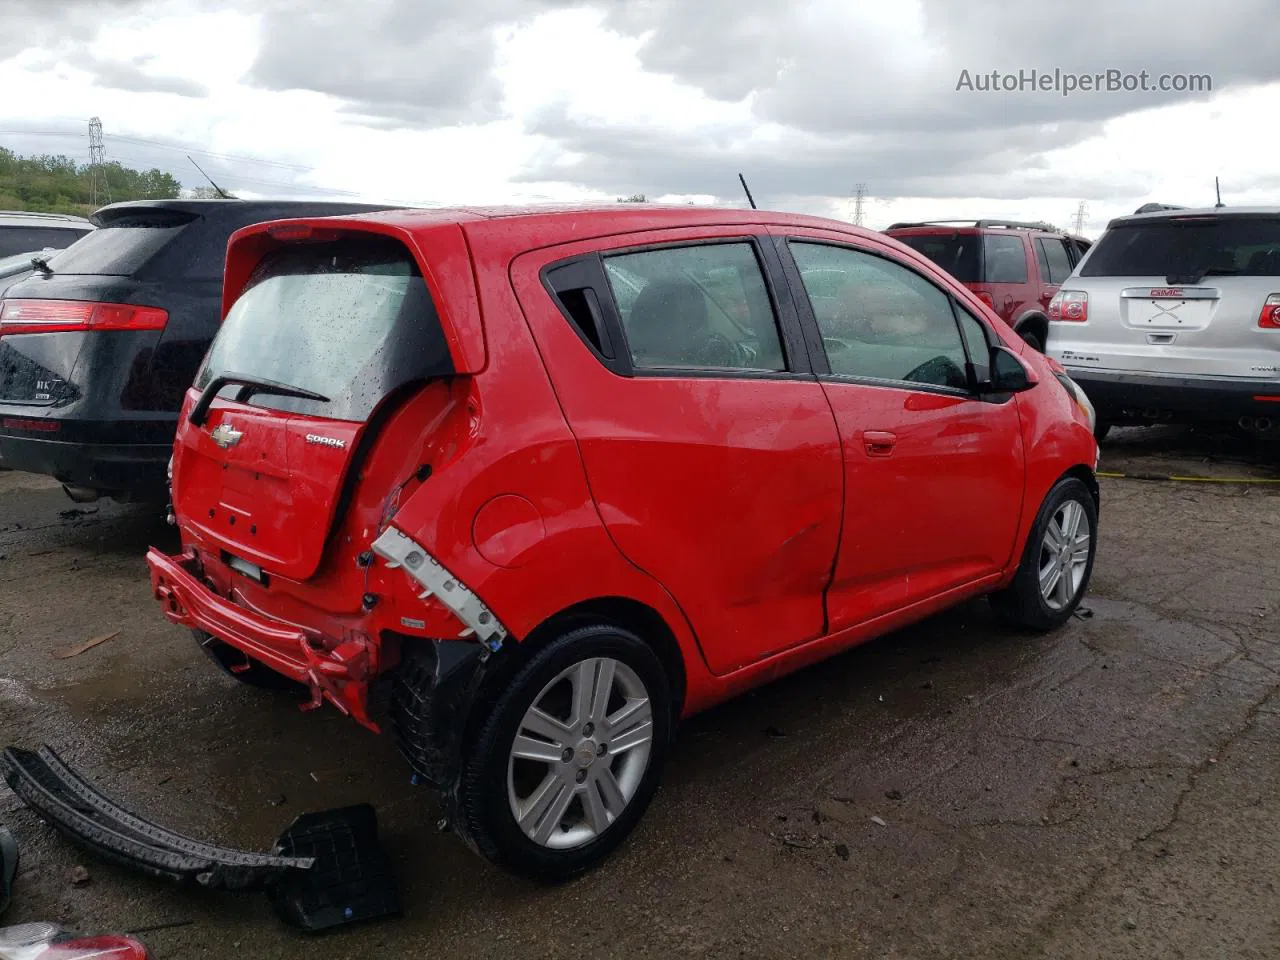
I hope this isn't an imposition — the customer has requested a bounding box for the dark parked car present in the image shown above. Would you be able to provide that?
[882,220,1092,352]
[0,199,391,500]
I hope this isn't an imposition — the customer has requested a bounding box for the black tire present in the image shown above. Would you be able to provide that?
[990,476,1097,632]
[451,624,672,882]
[1018,327,1046,353]
[1094,419,1112,443]
[193,629,304,692]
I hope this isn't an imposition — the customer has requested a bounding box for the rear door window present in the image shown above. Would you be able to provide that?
[892,234,982,283]
[983,234,1028,283]
[1037,238,1074,284]
[1080,216,1280,279]
[602,242,787,372]
[43,211,195,276]
[194,235,454,422]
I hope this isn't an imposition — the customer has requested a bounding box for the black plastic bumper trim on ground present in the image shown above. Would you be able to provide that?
[269,804,403,933]
[0,745,314,891]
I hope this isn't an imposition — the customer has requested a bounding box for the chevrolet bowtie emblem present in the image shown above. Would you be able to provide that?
[210,422,243,449]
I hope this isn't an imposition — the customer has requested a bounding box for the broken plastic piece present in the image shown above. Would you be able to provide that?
[268,805,401,933]
[371,526,508,651]
[0,827,15,917]
[1,746,401,935]
[0,746,313,890]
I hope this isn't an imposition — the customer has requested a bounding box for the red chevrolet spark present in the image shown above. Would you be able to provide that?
[147,206,1100,881]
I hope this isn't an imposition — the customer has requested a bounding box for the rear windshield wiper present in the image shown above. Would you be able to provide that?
[189,372,330,427]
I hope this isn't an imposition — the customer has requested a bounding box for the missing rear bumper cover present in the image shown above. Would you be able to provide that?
[371,526,508,652]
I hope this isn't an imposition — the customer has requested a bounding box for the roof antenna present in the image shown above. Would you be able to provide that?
[1214,176,1223,208]
[738,173,757,210]
[187,155,237,200]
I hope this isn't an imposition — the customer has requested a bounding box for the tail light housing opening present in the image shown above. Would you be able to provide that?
[1048,290,1088,322]
[0,300,168,337]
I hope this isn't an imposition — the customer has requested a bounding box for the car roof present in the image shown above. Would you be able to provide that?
[248,202,892,246]
[0,210,94,228]
[1106,205,1280,228]
[884,219,1061,234]
[90,197,394,225]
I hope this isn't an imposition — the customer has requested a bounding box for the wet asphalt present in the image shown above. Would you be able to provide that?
[0,428,1278,959]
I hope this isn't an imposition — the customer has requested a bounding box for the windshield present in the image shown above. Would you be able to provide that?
[1080,216,1280,280]
[194,234,453,422]
[891,233,982,283]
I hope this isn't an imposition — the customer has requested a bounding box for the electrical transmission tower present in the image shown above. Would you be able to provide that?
[88,117,111,207]
[1072,200,1088,234]
[851,183,867,226]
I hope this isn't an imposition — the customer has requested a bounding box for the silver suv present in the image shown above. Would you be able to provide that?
[0,210,94,257]
[1047,206,1280,439]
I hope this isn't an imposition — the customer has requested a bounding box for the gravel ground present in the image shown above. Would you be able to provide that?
[1,428,1278,959]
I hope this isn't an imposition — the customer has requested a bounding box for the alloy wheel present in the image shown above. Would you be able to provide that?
[506,657,654,849]
[1038,499,1092,610]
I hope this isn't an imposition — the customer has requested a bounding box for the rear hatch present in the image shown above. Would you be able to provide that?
[0,208,194,406]
[887,229,983,285]
[1054,212,1280,380]
[887,228,1028,316]
[172,232,455,582]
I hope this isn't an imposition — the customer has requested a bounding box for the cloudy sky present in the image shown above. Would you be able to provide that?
[1,0,1277,235]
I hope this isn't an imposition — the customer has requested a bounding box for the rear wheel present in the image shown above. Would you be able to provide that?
[192,630,303,692]
[1094,418,1113,442]
[991,477,1097,631]
[451,624,671,882]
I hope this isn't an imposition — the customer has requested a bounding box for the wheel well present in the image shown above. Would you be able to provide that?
[1062,464,1100,507]
[516,597,688,720]
[1014,313,1048,345]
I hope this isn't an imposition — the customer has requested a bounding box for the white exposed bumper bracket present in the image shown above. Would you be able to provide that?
[371,527,508,652]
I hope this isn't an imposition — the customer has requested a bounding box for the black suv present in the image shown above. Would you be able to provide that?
[0,199,391,500]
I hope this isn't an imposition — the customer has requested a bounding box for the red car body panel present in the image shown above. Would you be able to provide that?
[148,206,1098,731]
[508,226,844,675]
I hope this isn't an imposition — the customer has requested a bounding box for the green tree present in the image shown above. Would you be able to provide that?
[617,193,646,203]
[0,146,182,215]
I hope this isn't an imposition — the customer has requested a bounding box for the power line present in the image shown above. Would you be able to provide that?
[106,133,314,172]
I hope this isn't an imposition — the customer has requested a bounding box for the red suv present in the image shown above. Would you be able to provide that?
[883,220,1092,352]
[147,206,1100,881]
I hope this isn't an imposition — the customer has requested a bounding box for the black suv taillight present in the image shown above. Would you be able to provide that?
[0,300,168,337]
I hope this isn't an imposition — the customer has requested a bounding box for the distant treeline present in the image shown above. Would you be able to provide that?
[0,147,182,215]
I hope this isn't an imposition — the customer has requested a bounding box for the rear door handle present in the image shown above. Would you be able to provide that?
[862,430,898,457]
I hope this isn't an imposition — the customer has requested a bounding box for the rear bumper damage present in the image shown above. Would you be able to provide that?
[145,548,380,730]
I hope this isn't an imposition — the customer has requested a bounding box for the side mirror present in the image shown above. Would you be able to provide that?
[986,345,1033,393]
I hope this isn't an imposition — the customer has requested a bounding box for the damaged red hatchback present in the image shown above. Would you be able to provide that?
[147,206,1100,880]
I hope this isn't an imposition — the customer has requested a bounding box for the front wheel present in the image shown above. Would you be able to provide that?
[452,624,672,882]
[991,477,1097,631]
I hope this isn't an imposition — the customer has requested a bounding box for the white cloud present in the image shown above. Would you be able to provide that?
[0,0,1275,232]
